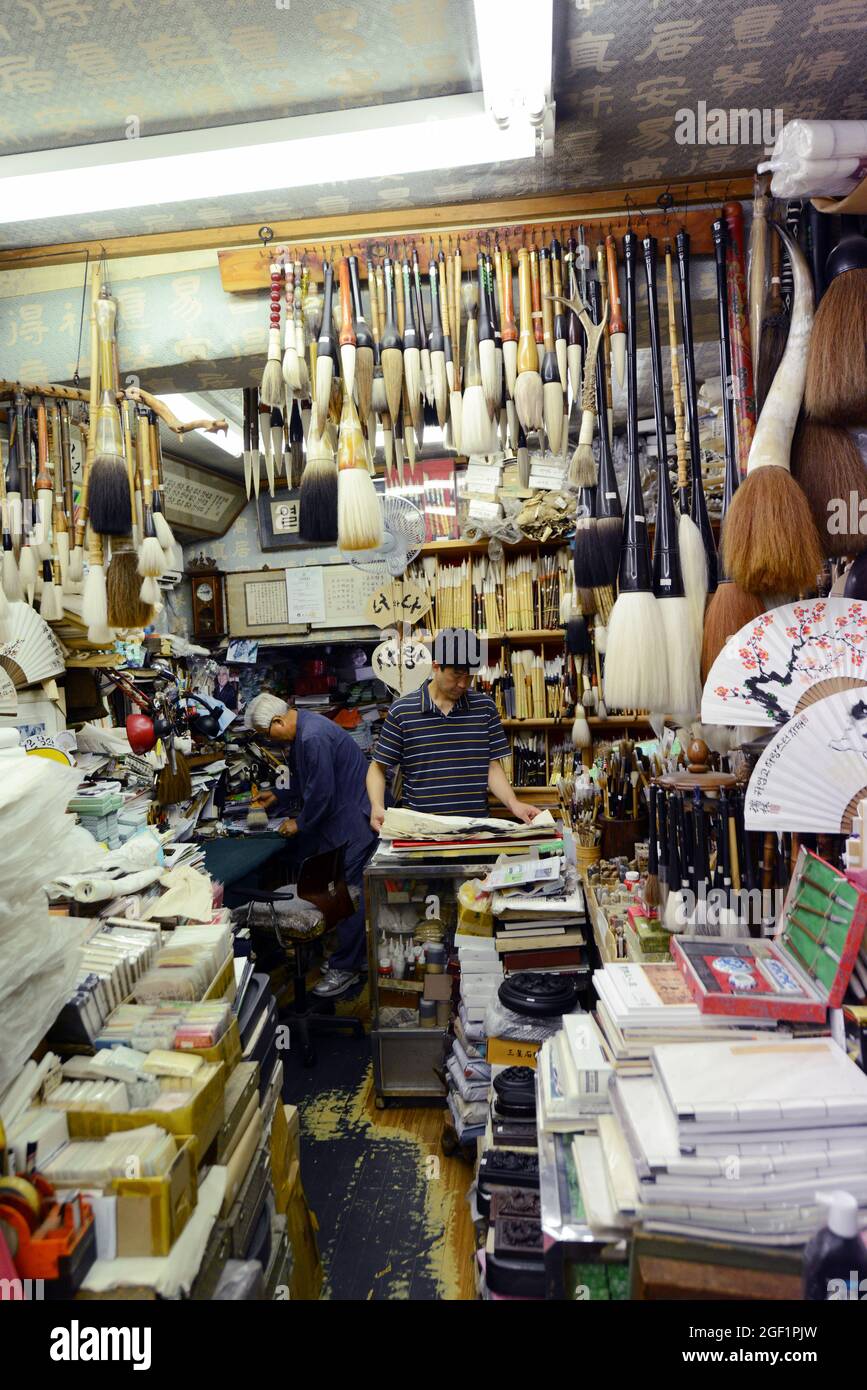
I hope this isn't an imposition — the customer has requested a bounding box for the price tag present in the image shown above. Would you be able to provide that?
[364,580,431,630]
[371,636,432,694]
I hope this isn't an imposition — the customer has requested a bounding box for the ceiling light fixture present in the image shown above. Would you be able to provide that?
[0,94,536,224]
[473,0,555,153]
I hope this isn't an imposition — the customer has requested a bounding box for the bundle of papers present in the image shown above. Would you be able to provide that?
[590,1038,867,1246]
[537,1015,612,1135]
[489,857,586,970]
[594,962,785,1075]
[376,809,563,864]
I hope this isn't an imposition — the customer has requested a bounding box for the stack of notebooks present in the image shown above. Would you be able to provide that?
[376,808,564,865]
[594,1037,867,1246]
[448,933,498,1140]
[487,857,586,975]
[593,961,794,1076]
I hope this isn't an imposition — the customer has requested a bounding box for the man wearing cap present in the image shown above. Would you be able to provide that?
[366,627,541,831]
[244,693,377,997]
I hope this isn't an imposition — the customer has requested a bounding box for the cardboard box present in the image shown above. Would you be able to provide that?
[113,1137,197,1257]
[270,1102,300,1197]
[282,1160,323,1301]
[423,975,453,1002]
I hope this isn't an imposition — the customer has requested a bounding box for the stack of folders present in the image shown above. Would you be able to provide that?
[583,1038,867,1247]
[449,933,499,1141]
[593,962,792,1076]
[376,808,564,865]
[486,857,586,976]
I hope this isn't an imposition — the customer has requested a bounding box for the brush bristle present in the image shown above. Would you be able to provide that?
[82,562,108,629]
[461,384,492,456]
[596,517,623,590]
[569,442,597,489]
[2,552,22,602]
[514,371,543,433]
[503,340,518,399]
[679,512,709,649]
[404,348,421,411]
[432,355,448,427]
[282,345,301,391]
[657,595,702,720]
[573,519,600,589]
[804,269,867,427]
[355,346,374,423]
[571,712,592,749]
[382,349,404,423]
[299,459,338,542]
[643,872,661,908]
[755,311,789,414]
[67,545,83,584]
[792,416,867,556]
[18,544,37,593]
[721,466,824,594]
[152,510,175,553]
[87,621,114,645]
[56,531,70,585]
[338,467,383,551]
[139,574,161,606]
[86,462,132,536]
[107,549,151,627]
[0,582,9,639]
[156,751,192,806]
[315,355,334,425]
[137,535,166,579]
[544,382,564,454]
[604,589,669,711]
[479,340,499,416]
[372,374,388,415]
[261,358,284,410]
[701,580,765,682]
[448,392,463,455]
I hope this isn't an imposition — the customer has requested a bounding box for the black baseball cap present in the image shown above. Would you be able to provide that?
[432,628,483,671]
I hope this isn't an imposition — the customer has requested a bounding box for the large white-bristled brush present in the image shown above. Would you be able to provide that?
[538,248,564,455]
[514,248,543,433]
[337,388,383,551]
[83,529,109,630]
[500,247,518,399]
[460,311,491,456]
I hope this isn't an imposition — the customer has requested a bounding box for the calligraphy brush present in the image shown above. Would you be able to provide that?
[88,293,131,535]
[369,258,388,418]
[345,254,372,424]
[701,221,764,680]
[288,400,304,489]
[448,244,463,451]
[499,246,518,401]
[460,304,491,456]
[665,242,707,651]
[604,230,667,713]
[756,205,795,412]
[656,789,670,905]
[488,250,505,418]
[261,260,284,407]
[471,250,496,419]
[337,255,357,400]
[722,221,823,595]
[676,229,717,594]
[566,280,606,487]
[6,398,23,557]
[549,237,567,392]
[644,783,661,906]
[337,386,382,551]
[380,253,404,425]
[748,174,771,398]
[565,237,582,411]
[147,412,175,551]
[299,403,338,542]
[315,256,335,426]
[593,280,623,590]
[18,403,37,603]
[49,405,68,581]
[538,248,564,454]
[792,415,867,556]
[428,246,447,426]
[281,261,300,391]
[400,250,421,420]
[270,406,284,480]
[604,234,626,389]
[34,398,53,560]
[136,407,165,587]
[259,400,274,495]
[663,792,687,930]
[514,248,543,433]
[241,387,253,498]
[413,246,433,407]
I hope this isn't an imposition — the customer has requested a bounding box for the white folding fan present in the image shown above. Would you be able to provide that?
[0,669,16,716]
[703,598,867,727]
[0,602,66,688]
[745,688,867,833]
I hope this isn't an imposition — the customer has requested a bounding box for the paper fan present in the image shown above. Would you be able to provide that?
[702,599,867,727]
[745,689,867,833]
[0,669,16,716]
[0,602,66,688]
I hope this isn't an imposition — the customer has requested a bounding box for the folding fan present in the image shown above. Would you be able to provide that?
[745,689,867,833]
[702,599,867,727]
[0,603,66,688]
[0,669,16,716]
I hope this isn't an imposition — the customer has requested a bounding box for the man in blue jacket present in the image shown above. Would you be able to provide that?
[246,693,377,997]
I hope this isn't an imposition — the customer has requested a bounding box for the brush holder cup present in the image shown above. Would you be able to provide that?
[601,814,648,862]
[575,842,602,874]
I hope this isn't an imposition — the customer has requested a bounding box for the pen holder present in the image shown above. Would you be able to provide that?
[601,815,647,863]
[575,842,602,874]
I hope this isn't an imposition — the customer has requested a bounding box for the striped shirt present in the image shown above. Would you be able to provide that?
[374,680,510,814]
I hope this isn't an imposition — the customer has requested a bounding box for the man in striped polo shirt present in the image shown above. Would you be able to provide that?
[366,628,541,829]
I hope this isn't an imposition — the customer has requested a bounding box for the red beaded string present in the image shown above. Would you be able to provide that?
[269,260,282,330]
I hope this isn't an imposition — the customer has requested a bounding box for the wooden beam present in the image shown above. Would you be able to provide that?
[0,174,754,272]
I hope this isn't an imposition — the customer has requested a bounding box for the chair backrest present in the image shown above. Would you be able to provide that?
[296,844,353,928]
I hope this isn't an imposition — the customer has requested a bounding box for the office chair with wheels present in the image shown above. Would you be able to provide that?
[242,843,364,1067]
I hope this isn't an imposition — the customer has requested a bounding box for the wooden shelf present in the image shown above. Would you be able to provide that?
[502,716,653,729]
[488,629,564,642]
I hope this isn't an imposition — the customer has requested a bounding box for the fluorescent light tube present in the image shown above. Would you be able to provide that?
[158,394,243,458]
[0,95,534,224]
[473,0,553,128]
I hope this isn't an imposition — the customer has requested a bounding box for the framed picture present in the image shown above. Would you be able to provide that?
[162,456,246,538]
[257,485,330,552]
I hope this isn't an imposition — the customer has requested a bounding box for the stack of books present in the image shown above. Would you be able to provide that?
[598,1037,867,1246]
[485,857,586,976]
[448,932,499,1141]
[376,808,564,866]
[593,961,788,1076]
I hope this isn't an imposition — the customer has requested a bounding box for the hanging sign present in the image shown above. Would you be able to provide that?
[364,581,431,630]
[371,635,432,695]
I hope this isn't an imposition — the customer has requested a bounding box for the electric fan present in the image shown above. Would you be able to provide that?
[340,494,425,577]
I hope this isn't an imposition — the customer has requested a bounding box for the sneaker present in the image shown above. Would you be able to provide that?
[312,968,360,998]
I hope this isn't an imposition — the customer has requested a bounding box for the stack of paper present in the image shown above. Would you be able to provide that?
[594,962,786,1075]
[598,1038,867,1245]
[375,809,564,865]
[537,1014,613,1135]
[486,856,586,975]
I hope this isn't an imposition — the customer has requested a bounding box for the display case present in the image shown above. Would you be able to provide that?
[365,858,495,1105]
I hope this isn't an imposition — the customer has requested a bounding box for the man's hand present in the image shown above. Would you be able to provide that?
[254,789,277,811]
[370,805,386,834]
[511,801,542,824]
[278,818,299,837]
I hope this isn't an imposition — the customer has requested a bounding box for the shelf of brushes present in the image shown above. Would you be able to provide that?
[502,717,653,729]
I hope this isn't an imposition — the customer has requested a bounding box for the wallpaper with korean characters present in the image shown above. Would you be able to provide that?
[1,0,865,249]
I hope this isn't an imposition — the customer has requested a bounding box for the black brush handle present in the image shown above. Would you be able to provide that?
[647,784,659,876]
[317,260,334,353]
[428,259,443,352]
[477,253,492,343]
[412,249,428,349]
[348,256,372,350]
[566,238,581,347]
[657,789,669,878]
[551,237,565,344]
[713,218,738,527]
[644,235,682,600]
[676,228,718,592]
[487,254,500,338]
[382,257,400,350]
[402,259,418,349]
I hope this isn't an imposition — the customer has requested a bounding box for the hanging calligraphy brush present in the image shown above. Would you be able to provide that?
[282,260,300,391]
[490,247,505,416]
[428,247,447,426]
[604,230,667,713]
[270,406,283,481]
[413,246,432,408]
[136,406,165,585]
[241,387,254,499]
[380,253,404,425]
[596,241,614,448]
[550,237,567,394]
[438,245,454,395]
[249,390,261,499]
[701,220,764,681]
[644,784,661,908]
[69,258,102,584]
[500,246,518,400]
[724,201,756,477]
[261,260,284,407]
[18,403,37,603]
[748,174,771,395]
[348,254,373,424]
[337,386,382,551]
[792,415,867,556]
[755,221,788,414]
[289,399,304,490]
[475,251,497,418]
[665,242,707,651]
[538,248,564,454]
[369,258,387,417]
[401,251,421,422]
[514,248,543,433]
[529,245,544,374]
[315,256,335,426]
[259,401,273,493]
[48,402,69,584]
[562,279,606,488]
[565,237,582,411]
[592,278,623,589]
[58,402,77,588]
[148,412,175,550]
[299,403,338,542]
[7,393,23,544]
[295,260,310,397]
[805,233,867,426]
[722,221,823,594]
[337,255,356,400]
[645,234,700,718]
[108,400,151,622]
[605,234,626,389]
[33,398,53,560]
[88,294,131,535]
[82,527,109,635]
[461,303,491,457]
[675,229,717,595]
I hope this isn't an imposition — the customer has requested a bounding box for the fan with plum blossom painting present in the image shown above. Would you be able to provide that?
[701,599,867,727]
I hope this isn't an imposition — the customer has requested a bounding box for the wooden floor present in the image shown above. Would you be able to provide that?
[282,979,477,1301]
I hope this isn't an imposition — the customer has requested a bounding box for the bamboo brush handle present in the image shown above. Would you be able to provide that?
[376,266,386,331]
[439,254,452,341]
[516,249,536,374]
[149,414,163,491]
[88,526,103,567]
[95,296,117,397]
[35,399,51,490]
[49,401,62,495]
[75,259,102,546]
[138,411,153,508]
[494,247,506,329]
[768,227,782,314]
[395,258,406,338]
[367,261,381,343]
[551,247,563,317]
[501,249,517,342]
[665,246,689,492]
[539,251,555,350]
[605,236,624,336]
[452,246,461,376]
[122,399,136,509]
[530,249,543,344]
[338,259,355,346]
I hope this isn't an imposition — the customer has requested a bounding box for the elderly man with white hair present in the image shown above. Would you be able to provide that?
[245,692,377,997]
